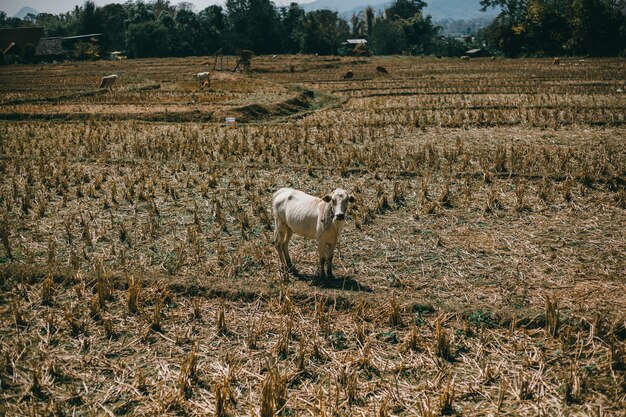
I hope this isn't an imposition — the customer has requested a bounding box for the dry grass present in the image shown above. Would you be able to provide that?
[0,55,624,416]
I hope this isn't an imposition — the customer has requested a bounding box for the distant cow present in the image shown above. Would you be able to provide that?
[195,71,210,87]
[343,70,354,79]
[272,188,355,279]
[461,56,470,61]
[553,57,560,65]
[99,74,118,89]
[376,66,389,74]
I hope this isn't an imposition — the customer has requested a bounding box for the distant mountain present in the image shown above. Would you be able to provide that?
[14,6,39,19]
[425,0,499,20]
[302,0,371,12]
[339,1,390,20]
[302,0,499,21]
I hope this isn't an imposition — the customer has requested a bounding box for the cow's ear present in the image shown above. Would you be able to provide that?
[348,195,356,203]
[322,194,332,202]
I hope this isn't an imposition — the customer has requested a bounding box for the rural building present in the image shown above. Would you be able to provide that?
[54,33,103,60]
[61,33,103,44]
[465,48,490,57]
[339,39,370,56]
[35,37,67,59]
[0,27,44,55]
[1,28,103,61]
[107,51,127,60]
[346,39,368,46]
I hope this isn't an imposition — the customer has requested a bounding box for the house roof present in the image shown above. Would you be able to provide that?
[346,39,368,44]
[62,33,103,40]
[0,27,44,52]
[35,37,67,56]
[466,49,482,54]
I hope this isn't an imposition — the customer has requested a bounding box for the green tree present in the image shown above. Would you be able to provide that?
[365,6,376,35]
[370,0,439,55]
[198,5,226,53]
[480,0,526,18]
[99,4,128,51]
[479,14,523,56]
[401,12,440,54]
[480,0,626,56]
[369,18,405,54]
[298,10,349,55]
[280,3,305,53]
[567,0,625,55]
[75,1,103,35]
[126,1,155,25]
[172,8,202,56]
[2,15,30,27]
[385,0,427,20]
[126,20,170,57]
[226,0,283,53]
[199,5,225,33]
[350,13,365,37]
[152,0,176,18]
[35,13,71,37]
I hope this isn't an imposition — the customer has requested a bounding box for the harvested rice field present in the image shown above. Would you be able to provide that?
[0,55,625,416]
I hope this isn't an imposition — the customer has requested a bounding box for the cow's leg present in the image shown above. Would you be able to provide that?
[326,243,336,279]
[274,219,287,269]
[317,241,327,279]
[282,228,295,273]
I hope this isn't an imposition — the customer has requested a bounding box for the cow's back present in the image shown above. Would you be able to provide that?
[273,188,320,240]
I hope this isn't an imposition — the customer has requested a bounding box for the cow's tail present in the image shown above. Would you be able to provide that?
[271,190,279,244]
[272,217,279,243]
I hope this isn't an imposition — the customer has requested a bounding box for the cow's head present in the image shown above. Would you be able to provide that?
[322,188,356,221]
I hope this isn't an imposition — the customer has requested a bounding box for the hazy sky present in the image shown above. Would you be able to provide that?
[1,0,313,17]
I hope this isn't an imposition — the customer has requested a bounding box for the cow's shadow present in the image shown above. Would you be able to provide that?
[292,271,373,292]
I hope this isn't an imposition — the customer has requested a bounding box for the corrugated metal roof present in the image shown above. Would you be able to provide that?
[62,33,103,40]
[347,39,368,44]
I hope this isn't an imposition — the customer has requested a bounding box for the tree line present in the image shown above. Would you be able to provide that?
[1,0,459,58]
[1,0,624,59]
[480,0,626,56]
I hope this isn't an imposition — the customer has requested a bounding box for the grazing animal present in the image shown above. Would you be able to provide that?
[461,56,470,61]
[99,74,118,89]
[195,71,210,87]
[343,70,354,79]
[272,188,355,279]
[553,57,560,65]
[376,66,389,74]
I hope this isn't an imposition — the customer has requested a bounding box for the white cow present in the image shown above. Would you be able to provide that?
[272,188,355,279]
[99,74,118,89]
[195,71,210,87]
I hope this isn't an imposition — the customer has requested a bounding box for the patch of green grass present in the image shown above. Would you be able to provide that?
[466,308,495,329]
